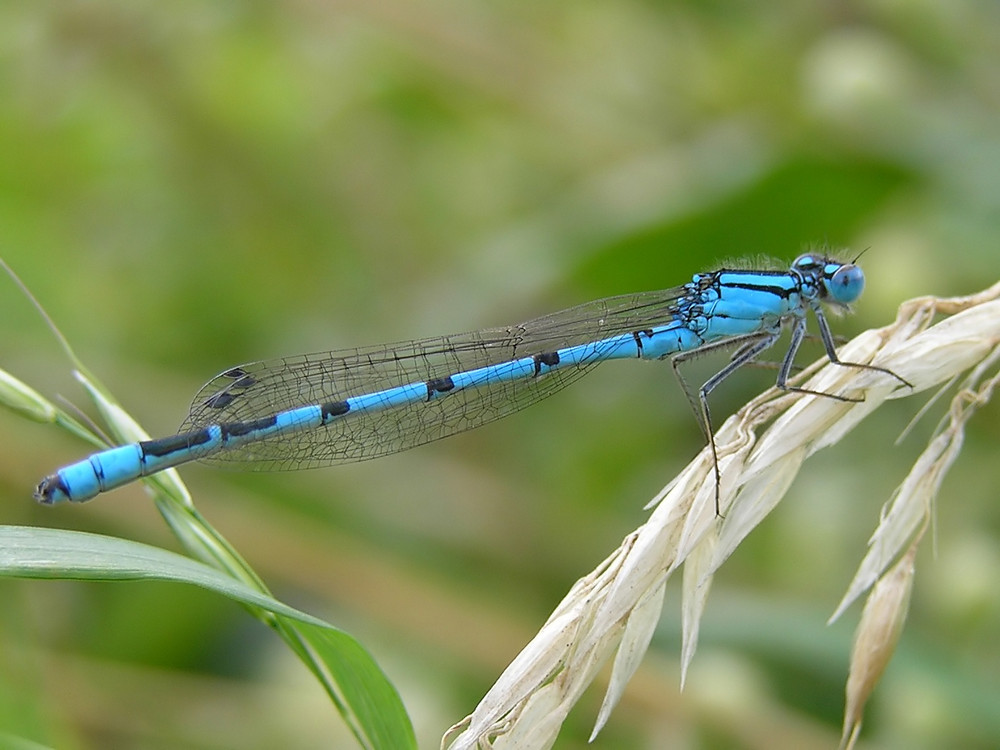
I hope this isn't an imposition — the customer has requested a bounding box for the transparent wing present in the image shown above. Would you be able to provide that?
[180,287,687,470]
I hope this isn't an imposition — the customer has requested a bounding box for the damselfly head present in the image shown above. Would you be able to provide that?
[792,253,865,307]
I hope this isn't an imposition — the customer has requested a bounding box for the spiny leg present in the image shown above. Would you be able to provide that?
[776,305,912,397]
[671,331,780,515]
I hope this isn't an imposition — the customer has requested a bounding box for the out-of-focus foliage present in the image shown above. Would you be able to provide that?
[1,2,998,748]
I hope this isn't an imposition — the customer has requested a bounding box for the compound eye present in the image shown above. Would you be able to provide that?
[828,264,865,305]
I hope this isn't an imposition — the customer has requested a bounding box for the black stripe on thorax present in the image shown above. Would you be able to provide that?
[718,279,795,299]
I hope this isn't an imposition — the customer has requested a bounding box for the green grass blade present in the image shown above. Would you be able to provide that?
[0,525,416,750]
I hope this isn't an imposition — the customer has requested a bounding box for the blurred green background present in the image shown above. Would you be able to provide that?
[1,1,999,748]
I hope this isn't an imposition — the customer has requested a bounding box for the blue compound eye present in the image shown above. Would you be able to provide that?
[828,263,865,305]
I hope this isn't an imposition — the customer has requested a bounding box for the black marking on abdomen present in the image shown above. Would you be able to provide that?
[222,415,278,438]
[322,400,350,419]
[38,475,69,502]
[533,351,560,375]
[143,428,214,458]
[632,329,655,357]
[426,376,455,400]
